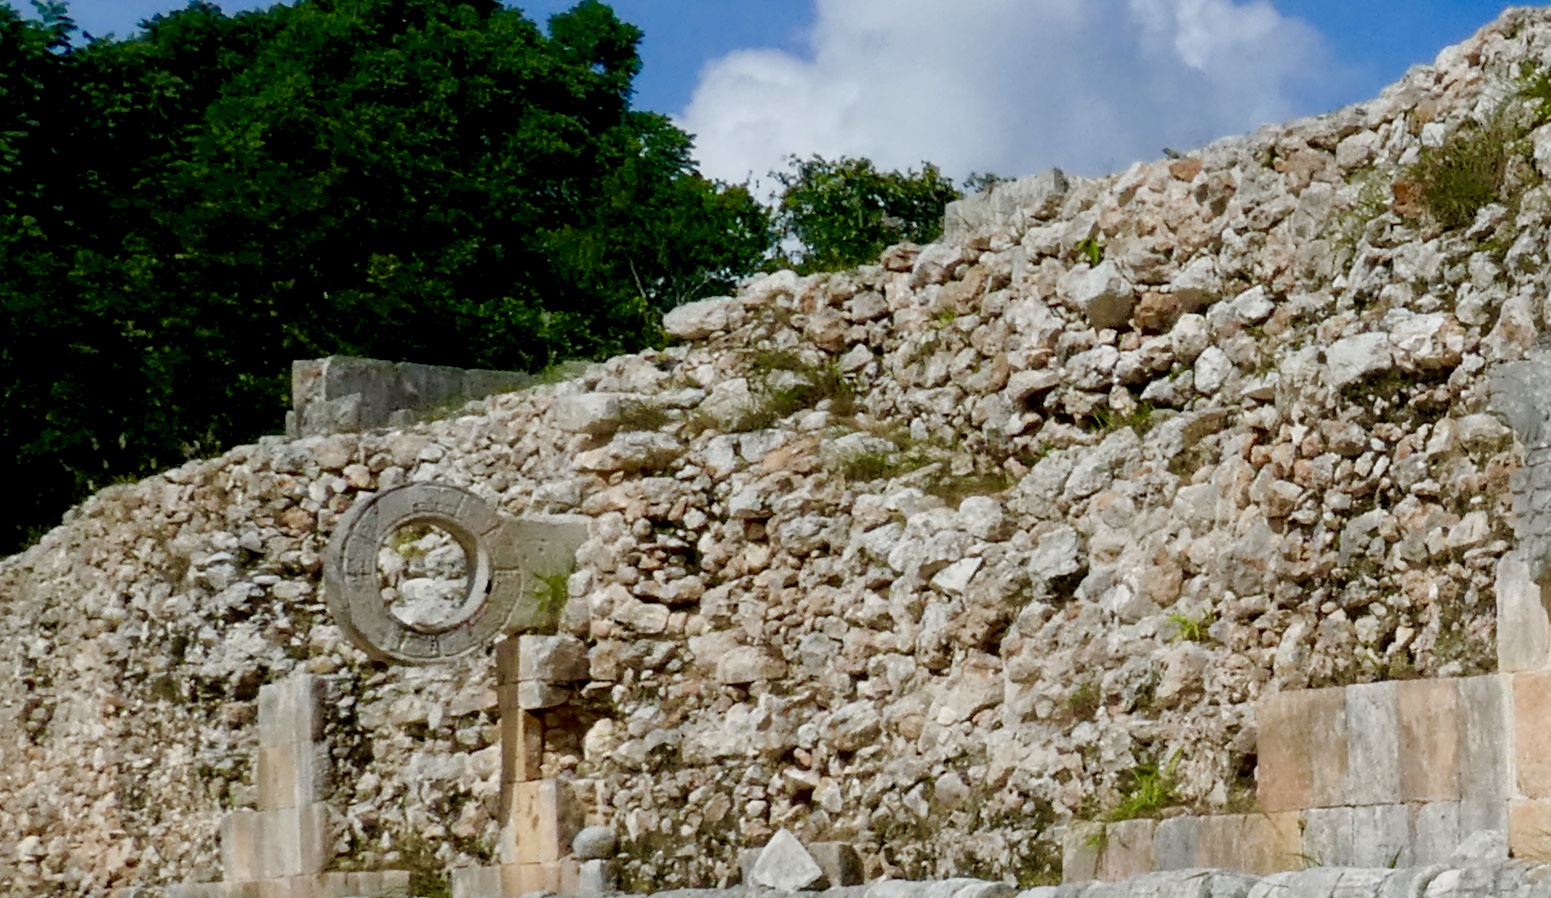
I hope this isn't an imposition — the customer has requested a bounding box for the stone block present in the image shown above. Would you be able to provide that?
[1195,812,1302,875]
[500,709,543,789]
[517,680,569,710]
[313,873,354,898]
[257,745,299,812]
[809,842,865,887]
[258,744,330,812]
[255,879,301,898]
[262,804,332,879]
[1348,804,1412,868]
[1411,801,1462,865]
[1346,681,1401,806]
[258,675,326,748]
[498,863,555,898]
[1517,671,1551,800]
[450,866,500,898]
[496,637,522,686]
[578,859,619,896]
[1061,822,1104,883]
[1497,553,1551,671]
[222,810,260,882]
[517,634,590,683]
[1510,799,1551,862]
[1257,687,1347,811]
[1096,819,1155,882]
[1460,674,1512,833]
[503,779,582,865]
[362,871,411,897]
[1152,816,1198,870]
[1397,679,1461,803]
[1301,806,1352,867]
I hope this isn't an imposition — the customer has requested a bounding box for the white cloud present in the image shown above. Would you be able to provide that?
[676,0,1331,186]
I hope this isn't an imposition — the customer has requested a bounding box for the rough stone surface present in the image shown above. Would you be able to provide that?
[7,10,1551,893]
[750,829,826,891]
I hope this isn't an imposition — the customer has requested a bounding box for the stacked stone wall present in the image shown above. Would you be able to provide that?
[11,8,1551,895]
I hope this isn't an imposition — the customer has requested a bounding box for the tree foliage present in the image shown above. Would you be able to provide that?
[0,0,771,552]
[772,154,960,274]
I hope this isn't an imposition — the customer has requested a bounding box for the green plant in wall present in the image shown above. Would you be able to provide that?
[1167,611,1216,643]
[1075,236,1105,266]
[1105,751,1182,822]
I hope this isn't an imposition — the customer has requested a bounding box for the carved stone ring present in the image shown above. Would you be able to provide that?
[323,483,585,664]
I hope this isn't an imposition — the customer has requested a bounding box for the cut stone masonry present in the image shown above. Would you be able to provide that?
[171,674,410,898]
[1062,350,1551,882]
[288,356,537,438]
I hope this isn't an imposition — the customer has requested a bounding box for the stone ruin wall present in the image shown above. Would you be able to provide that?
[11,8,1551,895]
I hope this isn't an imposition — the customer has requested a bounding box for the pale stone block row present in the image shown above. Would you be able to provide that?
[166,872,409,898]
[1257,675,1512,815]
[1066,801,1473,882]
[449,860,581,898]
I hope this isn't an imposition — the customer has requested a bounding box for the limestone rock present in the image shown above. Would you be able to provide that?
[750,828,826,892]
[663,296,743,339]
[1063,261,1136,329]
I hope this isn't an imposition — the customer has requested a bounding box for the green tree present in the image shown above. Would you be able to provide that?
[0,0,770,553]
[772,154,960,273]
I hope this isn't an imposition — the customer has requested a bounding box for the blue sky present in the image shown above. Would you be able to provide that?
[33,1,1530,181]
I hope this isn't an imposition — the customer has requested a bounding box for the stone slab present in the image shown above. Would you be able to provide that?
[258,676,326,748]
[1061,823,1104,883]
[1516,671,1551,800]
[1411,801,1462,865]
[222,810,260,882]
[1152,816,1198,871]
[1096,819,1154,882]
[1348,803,1412,868]
[1257,687,1347,812]
[257,744,330,812]
[1301,806,1353,868]
[451,866,501,898]
[1510,799,1551,862]
[496,636,522,686]
[500,708,543,788]
[261,803,332,879]
[1397,679,1462,803]
[1346,681,1401,806]
[1195,812,1301,875]
[1459,674,1512,833]
[502,778,582,865]
[1497,553,1551,672]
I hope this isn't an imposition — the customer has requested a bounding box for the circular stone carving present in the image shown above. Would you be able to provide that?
[324,483,528,664]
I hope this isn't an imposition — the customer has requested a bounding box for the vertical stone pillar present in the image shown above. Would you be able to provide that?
[1490,354,1551,671]
[480,635,584,897]
[221,674,334,883]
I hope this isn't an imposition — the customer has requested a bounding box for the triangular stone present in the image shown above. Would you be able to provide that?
[750,828,827,892]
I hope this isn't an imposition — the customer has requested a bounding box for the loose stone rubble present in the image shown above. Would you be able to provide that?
[9,7,1551,895]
